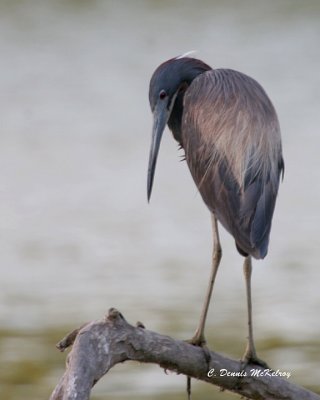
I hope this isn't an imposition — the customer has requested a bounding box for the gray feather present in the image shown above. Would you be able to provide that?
[180,68,284,259]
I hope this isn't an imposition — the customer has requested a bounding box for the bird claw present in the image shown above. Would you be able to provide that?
[185,333,212,400]
[240,352,270,370]
[184,335,206,348]
[184,334,211,366]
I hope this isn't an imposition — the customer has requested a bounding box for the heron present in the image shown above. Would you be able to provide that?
[147,55,284,366]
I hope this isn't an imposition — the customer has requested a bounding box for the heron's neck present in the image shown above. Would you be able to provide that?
[167,91,185,144]
[167,58,211,145]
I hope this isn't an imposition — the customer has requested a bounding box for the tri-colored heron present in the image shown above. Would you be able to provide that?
[147,55,284,366]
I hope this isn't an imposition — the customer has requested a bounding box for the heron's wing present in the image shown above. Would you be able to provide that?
[181,69,284,259]
[240,157,284,257]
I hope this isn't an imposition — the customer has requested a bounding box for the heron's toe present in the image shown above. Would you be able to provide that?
[241,352,270,370]
[185,334,206,348]
[185,334,211,367]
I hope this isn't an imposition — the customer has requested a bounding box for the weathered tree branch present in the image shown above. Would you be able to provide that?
[50,308,320,400]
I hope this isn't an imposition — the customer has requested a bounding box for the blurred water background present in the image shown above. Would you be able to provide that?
[0,0,319,399]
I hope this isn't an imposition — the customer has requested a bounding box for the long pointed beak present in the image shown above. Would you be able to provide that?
[147,101,170,201]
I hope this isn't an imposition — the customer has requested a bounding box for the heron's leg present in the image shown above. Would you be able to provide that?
[242,256,269,368]
[186,215,221,400]
[190,214,222,346]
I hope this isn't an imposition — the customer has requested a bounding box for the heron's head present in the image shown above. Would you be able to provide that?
[147,56,211,201]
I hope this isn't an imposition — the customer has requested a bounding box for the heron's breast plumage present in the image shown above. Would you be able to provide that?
[180,69,284,259]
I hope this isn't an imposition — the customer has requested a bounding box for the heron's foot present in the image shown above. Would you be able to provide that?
[241,349,270,370]
[185,331,211,400]
[185,330,207,347]
[185,330,211,367]
[231,352,270,393]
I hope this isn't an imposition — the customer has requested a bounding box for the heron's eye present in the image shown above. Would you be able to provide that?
[159,90,167,100]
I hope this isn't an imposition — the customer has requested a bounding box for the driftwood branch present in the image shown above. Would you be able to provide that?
[50,308,319,400]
